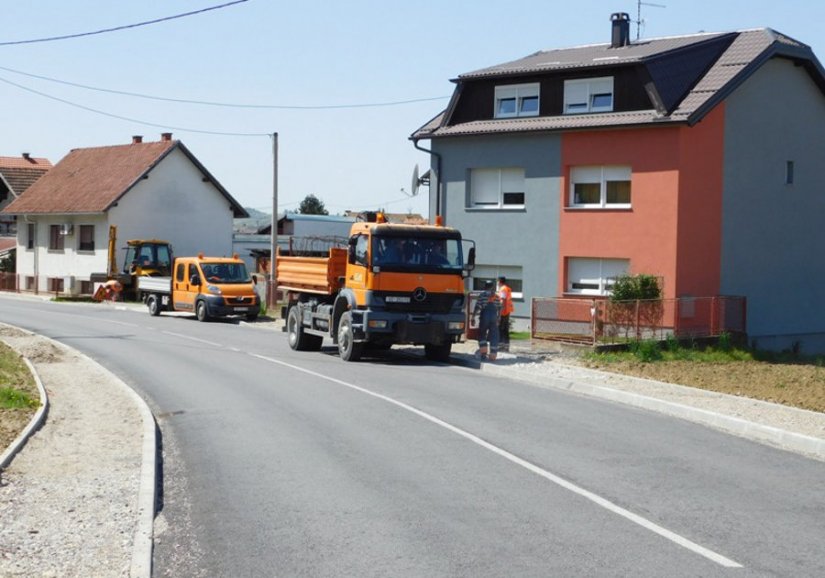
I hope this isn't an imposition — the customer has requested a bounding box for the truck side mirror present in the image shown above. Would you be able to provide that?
[190,274,201,286]
[467,247,476,269]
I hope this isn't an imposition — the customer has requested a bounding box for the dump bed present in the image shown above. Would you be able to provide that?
[276,248,347,295]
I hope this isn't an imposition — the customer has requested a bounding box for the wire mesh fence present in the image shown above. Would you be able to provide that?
[532,296,746,345]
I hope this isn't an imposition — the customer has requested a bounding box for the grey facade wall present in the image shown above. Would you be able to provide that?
[721,57,825,353]
[431,134,561,323]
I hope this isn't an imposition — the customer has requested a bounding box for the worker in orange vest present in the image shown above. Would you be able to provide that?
[497,276,514,352]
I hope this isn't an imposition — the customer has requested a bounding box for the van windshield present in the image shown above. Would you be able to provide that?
[200,262,251,284]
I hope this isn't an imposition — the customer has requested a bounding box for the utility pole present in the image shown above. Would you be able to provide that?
[270,132,278,307]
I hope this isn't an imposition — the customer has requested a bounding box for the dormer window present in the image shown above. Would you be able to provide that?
[564,77,614,114]
[494,84,539,118]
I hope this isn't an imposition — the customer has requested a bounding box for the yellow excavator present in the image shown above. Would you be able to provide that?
[92,225,173,300]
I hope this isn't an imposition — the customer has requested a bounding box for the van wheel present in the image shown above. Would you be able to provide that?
[147,295,161,316]
[196,300,209,322]
[287,306,322,351]
[425,343,452,362]
[337,311,363,361]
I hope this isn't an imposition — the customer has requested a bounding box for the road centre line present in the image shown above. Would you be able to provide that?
[161,331,223,348]
[249,352,743,569]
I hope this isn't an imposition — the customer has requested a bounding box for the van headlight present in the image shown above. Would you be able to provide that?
[207,285,222,295]
[368,319,388,328]
[448,321,465,331]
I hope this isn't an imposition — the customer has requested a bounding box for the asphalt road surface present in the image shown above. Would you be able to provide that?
[2,296,823,577]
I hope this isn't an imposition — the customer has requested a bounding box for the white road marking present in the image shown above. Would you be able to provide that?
[250,352,743,569]
[161,331,223,348]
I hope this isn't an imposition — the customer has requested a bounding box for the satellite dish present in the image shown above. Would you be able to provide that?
[411,164,420,197]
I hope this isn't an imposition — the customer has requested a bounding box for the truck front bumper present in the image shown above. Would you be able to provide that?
[203,294,260,318]
[356,310,465,345]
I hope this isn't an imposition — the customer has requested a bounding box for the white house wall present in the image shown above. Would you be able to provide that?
[15,214,108,292]
[108,147,235,268]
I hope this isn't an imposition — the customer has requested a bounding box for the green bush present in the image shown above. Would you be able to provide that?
[631,339,663,362]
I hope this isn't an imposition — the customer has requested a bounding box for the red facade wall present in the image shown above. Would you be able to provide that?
[558,106,725,299]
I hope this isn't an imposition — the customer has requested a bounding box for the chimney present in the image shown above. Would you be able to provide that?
[161,132,173,142]
[610,12,631,48]
[132,135,143,144]
[22,152,31,161]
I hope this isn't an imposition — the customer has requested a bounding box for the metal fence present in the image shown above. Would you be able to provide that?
[532,296,747,345]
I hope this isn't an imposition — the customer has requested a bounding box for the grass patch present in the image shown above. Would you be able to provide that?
[0,342,37,409]
[586,338,756,365]
[510,331,531,341]
[0,386,37,409]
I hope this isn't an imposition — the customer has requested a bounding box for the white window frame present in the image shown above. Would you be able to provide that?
[494,83,540,119]
[563,77,614,114]
[567,257,629,296]
[569,165,631,209]
[469,168,526,209]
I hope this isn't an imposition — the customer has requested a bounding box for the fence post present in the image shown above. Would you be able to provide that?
[635,299,641,340]
[710,296,718,336]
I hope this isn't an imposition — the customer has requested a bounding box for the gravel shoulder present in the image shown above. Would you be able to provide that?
[0,326,144,577]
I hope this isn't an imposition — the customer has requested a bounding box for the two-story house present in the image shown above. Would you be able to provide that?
[2,134,248,295]
[412,13,825,352]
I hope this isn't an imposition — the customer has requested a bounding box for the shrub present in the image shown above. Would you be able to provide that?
[631,339,663,362]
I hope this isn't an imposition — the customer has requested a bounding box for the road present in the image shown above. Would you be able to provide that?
[1,295,824,577]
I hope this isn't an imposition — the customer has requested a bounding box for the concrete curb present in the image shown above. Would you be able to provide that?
[0,354,49,471]
[448,353,825,462]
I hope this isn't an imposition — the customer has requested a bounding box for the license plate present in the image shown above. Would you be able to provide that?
[235,307,249,312]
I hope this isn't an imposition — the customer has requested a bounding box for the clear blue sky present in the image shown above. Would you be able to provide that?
[2,1,824,218]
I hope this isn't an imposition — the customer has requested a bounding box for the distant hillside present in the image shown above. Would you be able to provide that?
[234,208,272,234]
[244,207,270,219]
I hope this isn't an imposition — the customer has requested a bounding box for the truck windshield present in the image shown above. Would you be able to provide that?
[372,236,463,273]
[200,262,251,284]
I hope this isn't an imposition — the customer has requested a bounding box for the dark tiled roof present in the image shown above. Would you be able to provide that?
[0,156,52,195]
[459,32,732,79]
[413,28,824,139]
[3,140,247,218]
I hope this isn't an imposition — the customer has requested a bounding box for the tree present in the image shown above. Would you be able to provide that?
[298,194,329,215]
[0,249,15,273]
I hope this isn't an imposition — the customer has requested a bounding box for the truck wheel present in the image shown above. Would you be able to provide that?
[287,306,322,351]
[425,343,452,362]
[147,295,161,316]
[196,300,210,322]
[337,311,363,361]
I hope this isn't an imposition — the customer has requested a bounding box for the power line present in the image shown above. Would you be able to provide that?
[0,64,449,110]
[0,75,269,137]
[0,1,249,46]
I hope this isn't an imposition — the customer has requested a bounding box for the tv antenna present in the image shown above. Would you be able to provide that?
[636,0,666,40]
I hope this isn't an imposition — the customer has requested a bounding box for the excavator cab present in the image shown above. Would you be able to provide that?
[123,240,173,278]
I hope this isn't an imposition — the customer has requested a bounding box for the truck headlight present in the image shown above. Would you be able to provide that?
[448,321,465,331]
[207,285,222,295]
[368,319,388,328]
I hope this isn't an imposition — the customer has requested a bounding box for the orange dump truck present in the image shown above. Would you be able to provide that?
[277,213,475,361]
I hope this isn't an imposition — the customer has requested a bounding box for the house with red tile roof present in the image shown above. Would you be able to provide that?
[0,154,52,235]
[412,14,825,352]
[2,133,248,295]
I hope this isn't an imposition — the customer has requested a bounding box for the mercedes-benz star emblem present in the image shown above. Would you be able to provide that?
[413,287,427,302]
